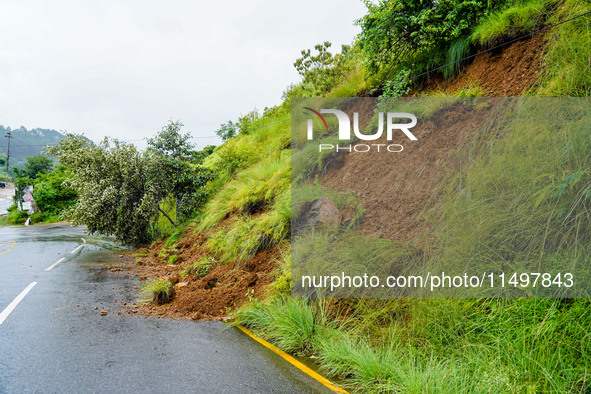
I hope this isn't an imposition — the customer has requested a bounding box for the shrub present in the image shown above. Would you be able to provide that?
[180,257,214,278]
[139,279,175,304]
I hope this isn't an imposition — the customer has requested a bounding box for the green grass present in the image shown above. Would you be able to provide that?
[328,66,370,97]
[163,221,189,248]
[536,0,591,96]
[180,257,214,278]
[471,0,556,47]
[434,99,591,269]
[207,209,289,263]
[139,279,174,304]
[197,1,591,392]
[238,296,591,392]
[442,36,471,79]
[199,151,290,231]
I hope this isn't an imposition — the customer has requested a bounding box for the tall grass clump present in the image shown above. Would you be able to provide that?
[435,99,591,270]
[442,36,471,78]
[207,209,289,263]
[139,279,175,304]
[472,0,556,47]
[235,297,330,354]
[536,0,591,96]
[199,150,290,230]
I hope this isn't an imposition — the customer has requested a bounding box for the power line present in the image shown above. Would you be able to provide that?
[238,8,591,134]
[393,9,591,88]
[2,134,221,148]
[4,8,589,150]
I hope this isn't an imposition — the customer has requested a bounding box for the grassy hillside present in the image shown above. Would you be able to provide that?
[142,0,591,391]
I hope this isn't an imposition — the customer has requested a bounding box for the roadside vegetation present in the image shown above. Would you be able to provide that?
[231,0,590,392]
[13,0,591,391]
[6,154,78,225]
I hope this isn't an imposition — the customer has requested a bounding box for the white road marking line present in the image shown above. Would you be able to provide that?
[81,238,86,244]
[0,282,37,325]
[45,257,65,271]
[71,245,83,254]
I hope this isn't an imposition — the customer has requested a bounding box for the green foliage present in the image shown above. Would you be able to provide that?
[236,297,331,354]
[328,67,371,97]
[7,204,28,225]
[472,0,554,47]
[200,151,290,230]
[147,121,217,221]
[207,209,289,263]
[536,0,591,96]
[238,295,591,392]
[376,69,411,112]
[139,279,174,304]
[293,41,353,95]
[163,222,189,248]
[381,69,411,98]
[436,99,591,266]
[180,257,214,278]
[356,0,504,76]
[14,154,53,179]
[47,123,214,244]
[147,120,192,159]
[32,169,77,217]
[48,134,167,244]
[442,36,471,78]
[270,249,291,296]
[215,120,239,141]
[456,83,485,97]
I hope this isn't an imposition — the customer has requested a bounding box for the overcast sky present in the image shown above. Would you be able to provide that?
[0,1,366,149]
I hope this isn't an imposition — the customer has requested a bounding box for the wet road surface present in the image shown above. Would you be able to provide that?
[0,224,329,393]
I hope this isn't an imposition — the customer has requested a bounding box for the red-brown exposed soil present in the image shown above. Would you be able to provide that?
[319,34,547,246]
[116,225,282,320]
[412,33,548,96]
[320,100,498,245]
[115,33,547,320]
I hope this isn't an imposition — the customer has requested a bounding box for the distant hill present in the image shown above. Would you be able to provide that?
[0,125,66,168]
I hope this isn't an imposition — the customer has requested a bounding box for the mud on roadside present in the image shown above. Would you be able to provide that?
[111,226,282,321]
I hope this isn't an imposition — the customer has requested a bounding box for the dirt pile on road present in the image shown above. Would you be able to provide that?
[121,224,281,320]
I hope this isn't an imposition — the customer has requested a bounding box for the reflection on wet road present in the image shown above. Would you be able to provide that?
[0,224,329,393]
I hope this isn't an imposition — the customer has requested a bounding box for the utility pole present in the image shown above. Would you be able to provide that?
[5,130,13,176]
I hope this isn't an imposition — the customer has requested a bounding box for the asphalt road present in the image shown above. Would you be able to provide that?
[0,199,11,216]
[0,224,330,393]
[0,183,15,216]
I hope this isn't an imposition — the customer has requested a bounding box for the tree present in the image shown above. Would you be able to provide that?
[147,121,216,221]
[215,120,239,141]
[48,134,170,244]
[147,120,192,159]
[32,168,77,216]
[293,41,351,95]
[14,154,53,179]
[48,128,216,244]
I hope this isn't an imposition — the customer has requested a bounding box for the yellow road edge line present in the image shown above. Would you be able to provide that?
[0,241,15,256]
[236,325,349,393]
